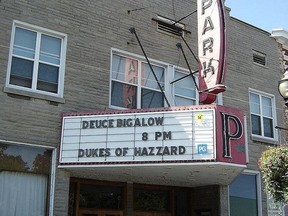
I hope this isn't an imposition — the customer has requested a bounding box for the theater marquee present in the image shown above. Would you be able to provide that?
[59,105,246,166]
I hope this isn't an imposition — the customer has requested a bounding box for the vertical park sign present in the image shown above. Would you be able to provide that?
[197,0,228,104]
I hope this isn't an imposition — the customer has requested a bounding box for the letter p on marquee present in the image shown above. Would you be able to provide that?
[221,112,243,158]
[216,106,247,165]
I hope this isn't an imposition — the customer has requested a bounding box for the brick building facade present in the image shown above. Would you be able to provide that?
[0,0,286,215]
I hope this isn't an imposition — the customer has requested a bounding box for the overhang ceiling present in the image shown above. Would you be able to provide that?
[61,162,246,187]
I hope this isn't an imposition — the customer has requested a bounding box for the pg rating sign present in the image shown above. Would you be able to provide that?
[60,108,215,164]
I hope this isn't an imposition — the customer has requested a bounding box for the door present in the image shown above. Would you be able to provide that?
[69,180,125,216]
[134,213,171,216]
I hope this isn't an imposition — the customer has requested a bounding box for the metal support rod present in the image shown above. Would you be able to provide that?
[129,27,171,107]
[275,126,288,131]
[180,35,199,64]
[172,9,197,26]
[170,70,198,85]
[127,7,147,14]
[176,43,199,91]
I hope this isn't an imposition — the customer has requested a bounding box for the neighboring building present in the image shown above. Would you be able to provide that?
[271,29,288,216]
[0,1,285,216]
[272,29,288,71]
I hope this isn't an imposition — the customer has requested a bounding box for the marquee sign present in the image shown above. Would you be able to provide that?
[59,105,246,166]
[197,0,228,104]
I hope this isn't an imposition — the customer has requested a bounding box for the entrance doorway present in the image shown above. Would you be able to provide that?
[134,213,171,216]
[133,185,189,216]
[69,179,125,216]
[133,185,172,216]
[78,209,123,216]
[69,179,190,216]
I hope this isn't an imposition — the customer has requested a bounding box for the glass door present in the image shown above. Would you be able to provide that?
[79,209,123,216]
[134,213,171,216]
[69,180,125,216]
[133,186,172,216]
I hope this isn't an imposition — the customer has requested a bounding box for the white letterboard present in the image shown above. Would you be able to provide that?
[60,109,215,164]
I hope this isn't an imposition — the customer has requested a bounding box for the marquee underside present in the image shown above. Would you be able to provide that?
[61,162,246,187]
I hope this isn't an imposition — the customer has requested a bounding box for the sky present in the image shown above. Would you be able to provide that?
[225,0,288,32]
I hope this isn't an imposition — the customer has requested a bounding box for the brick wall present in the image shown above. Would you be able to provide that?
[0,0,197,146]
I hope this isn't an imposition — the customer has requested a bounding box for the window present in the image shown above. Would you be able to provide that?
[229,172,262,216]
[110,50,198,109]
[134,188,170,212]
[111,53,165,109]
[173,70,197,105]
[79,184,122,209]
[0,171,48,216]
[0,143,53,216]
[6,21,67,99]
[253,50,266,66]
[68,180,125,216]
[249,89,276,140]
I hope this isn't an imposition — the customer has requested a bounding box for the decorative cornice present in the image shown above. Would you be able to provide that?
[271,29,288,46]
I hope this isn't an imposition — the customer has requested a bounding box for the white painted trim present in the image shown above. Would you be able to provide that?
[13,20,67,38]
[167,65,174,104]
[48,149,57,216]
[244,116,249,164]
[0,139,55,149]
[244,170,263,216]
[111,48,170,67]
[58,162,247,169]
[156,15,185,29]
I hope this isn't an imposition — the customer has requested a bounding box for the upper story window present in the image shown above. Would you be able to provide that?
[5,21,67,99]
[173,70,197,105]
[249,89,277,141]
[110,49,198,109]
[253,50,266,66]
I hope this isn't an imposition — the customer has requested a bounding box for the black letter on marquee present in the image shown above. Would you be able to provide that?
[78,149,84,157]
[155,131,162,140]
[221,112,243,158]
[163,131,172,140]
[82,121,89,129]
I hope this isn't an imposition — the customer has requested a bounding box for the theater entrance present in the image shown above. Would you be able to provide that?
[69,178,191,216]
[78,210,123,216]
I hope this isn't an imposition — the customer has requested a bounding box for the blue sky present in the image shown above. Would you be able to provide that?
[225,0,288,32]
